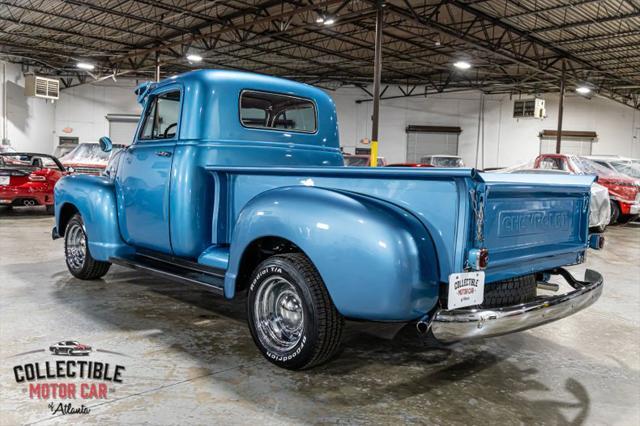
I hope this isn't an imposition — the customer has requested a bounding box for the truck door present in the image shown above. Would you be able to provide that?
[115,87,181,253]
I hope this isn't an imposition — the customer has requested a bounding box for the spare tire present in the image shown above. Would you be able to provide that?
[481,274,537,308]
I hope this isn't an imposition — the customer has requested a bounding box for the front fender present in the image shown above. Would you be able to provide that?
[54,175,132,261]
[225,186,440,321]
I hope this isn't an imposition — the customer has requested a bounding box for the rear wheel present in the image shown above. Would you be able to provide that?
[64,213,111,280]
[247,253,344,370]
[609,200,620,224]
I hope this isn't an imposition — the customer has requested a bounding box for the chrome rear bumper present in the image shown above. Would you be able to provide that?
[431,268,603,343]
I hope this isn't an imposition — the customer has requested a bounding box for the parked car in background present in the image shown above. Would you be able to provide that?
[0,152,67,214]
[507,169,611,232]
[586,156,640,179]
[52,144,78,159]
[419,155,465,167]
[343,154,387,167]
[59,142,125,175]
[534,154,640,224]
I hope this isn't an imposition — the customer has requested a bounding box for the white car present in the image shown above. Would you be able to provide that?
[586,156,640,179]
[419,155,464,167]
[49,340,92,356]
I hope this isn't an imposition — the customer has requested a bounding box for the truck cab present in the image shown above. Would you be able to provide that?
[53,70,604,370]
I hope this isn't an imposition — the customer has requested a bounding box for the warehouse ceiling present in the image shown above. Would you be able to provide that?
[1,0,639,108]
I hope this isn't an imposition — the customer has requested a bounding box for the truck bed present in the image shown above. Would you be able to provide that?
[202,166,594,284]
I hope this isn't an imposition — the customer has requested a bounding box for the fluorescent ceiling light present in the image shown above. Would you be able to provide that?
[316,17,325,23]
[576,86,591,95]
[453,60,471,70]
[186,54,203,62]
[76,62,95,70]
[324,18,335,25]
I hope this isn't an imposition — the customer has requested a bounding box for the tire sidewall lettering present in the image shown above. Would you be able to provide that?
[250,266,283,292]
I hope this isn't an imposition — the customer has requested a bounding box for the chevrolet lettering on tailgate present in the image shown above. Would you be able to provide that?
[499,209,572,237]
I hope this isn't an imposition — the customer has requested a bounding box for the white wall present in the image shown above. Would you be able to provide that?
[332,86,640,167]
[55,80,141,147]
[1,62,55,153]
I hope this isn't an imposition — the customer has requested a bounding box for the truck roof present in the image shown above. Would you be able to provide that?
[158,69,329,100]
[140,69,340,152]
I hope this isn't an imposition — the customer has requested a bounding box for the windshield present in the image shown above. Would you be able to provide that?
[422,156,464,167]
[570,157,622,177]
[60,144,111,165]
[609,161,640,178]
[0,153,64,171]
[434,157,464,167]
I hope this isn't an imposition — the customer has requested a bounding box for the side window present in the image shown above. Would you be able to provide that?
[240,90,317,133]
[139,90,181,140]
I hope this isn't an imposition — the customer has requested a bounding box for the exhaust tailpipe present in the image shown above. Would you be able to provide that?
[416,314,432,335]
[537,282,560,292]
[23,199,36,206]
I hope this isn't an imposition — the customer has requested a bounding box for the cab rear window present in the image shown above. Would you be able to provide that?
[240,90,316,133]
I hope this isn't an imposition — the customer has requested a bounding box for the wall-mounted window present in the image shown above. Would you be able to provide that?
[240,90,317,133]
[139,91,181,140]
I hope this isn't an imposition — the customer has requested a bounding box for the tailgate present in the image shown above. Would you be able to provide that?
[476,172,594,282]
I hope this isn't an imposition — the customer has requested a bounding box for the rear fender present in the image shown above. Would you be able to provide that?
[54,175,132,261]
[225,186,440,321]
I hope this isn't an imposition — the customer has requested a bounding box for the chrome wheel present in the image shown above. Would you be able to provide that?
[254,275,305,354]
[66,222,86,271]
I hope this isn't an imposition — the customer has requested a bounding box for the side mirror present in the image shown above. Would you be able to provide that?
[98,136,113,153]
[66,166,75,173]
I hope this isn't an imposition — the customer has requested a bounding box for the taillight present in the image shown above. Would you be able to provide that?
[467,248,489,270]
[28,174,46,182]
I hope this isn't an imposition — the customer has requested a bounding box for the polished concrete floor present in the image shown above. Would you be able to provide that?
[0,206,639,425]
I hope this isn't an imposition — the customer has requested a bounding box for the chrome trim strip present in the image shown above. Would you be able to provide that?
[431,269,603,342]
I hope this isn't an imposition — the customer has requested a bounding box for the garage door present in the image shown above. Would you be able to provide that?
[106,114,140,145]
[540,138,593,155]
[406,125,461,163]
[539,130,595,156]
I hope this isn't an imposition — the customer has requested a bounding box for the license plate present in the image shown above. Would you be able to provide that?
[0,176,9,186]
[447,271,485,310]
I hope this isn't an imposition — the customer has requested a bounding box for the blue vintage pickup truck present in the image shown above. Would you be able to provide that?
[53,70,604,370]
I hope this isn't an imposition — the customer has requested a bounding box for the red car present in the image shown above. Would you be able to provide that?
[534,154,640,223]
[0,152,68,214]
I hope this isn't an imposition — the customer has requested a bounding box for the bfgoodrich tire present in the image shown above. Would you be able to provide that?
[64,213,111,280]
[247,253,344,370]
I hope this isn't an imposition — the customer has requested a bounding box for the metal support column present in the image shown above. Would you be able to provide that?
[155,51,161,83]
[370,2,384,167]
[555,59,566,154]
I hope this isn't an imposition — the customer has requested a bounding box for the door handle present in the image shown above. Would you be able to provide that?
[156,151,172,157]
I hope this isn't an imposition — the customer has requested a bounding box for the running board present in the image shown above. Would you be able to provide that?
[110,254,224,295]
